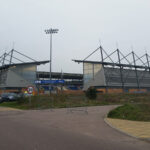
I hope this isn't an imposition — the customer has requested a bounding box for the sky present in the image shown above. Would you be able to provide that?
[0,0,150,73]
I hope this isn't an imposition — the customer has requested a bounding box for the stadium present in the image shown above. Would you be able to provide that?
[0,49,83,94]
[1,45,150,94]
[74,46,150,93]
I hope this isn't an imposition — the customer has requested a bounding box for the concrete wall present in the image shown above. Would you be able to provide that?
[0,64,37,88]
[83,66,106,90]
[0,69,8,87]
[6,69,31,87]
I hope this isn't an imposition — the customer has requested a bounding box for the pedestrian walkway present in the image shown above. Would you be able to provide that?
[106,118,150,139]
[0,107,21,111]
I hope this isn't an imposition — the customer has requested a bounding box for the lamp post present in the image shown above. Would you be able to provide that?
[45,28,58,94]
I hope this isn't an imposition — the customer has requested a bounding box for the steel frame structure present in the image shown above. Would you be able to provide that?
[73,45,150,92]
[0,49,44,91]
[0,49,83,89]
[0,49,36,66]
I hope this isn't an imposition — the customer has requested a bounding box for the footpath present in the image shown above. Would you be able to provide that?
[0,106,21,111]
[106,118,150,140]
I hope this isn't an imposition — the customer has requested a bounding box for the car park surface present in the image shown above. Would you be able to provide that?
[0,105,150,150]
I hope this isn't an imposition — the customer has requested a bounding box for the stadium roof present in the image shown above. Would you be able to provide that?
[0,60,49,70]
[73,60,150,70]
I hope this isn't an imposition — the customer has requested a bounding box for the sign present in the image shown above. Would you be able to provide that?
[35,80,65,84]
[27,86,34,94]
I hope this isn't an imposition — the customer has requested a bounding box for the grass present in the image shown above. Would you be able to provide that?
[0,101,26,109]
[107,103,150,121]
[0,93,150,111]
[1,93,150,121]
[0,94,105,110]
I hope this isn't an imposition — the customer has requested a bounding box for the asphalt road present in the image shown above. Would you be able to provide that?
[0,106,150,150]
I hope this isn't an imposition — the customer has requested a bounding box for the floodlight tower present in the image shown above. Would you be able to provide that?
[45,28,59,94]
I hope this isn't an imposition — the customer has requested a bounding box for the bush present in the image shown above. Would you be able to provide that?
[85,87,97,100]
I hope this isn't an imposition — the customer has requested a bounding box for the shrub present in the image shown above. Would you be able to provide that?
[85,87,97,100]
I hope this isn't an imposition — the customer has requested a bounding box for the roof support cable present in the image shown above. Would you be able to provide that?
[118,51,132,65]
[6,53,25,63]
[14,50,37,62]
[103,49,117,62]
[131,53,146,67]
[83,47,100,61]
[101,47,115,64]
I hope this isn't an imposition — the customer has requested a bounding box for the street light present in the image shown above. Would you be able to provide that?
[45,28,59,94]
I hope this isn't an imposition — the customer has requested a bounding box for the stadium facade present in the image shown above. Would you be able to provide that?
[0,49,83,93]
[0,61,49,89]
[74,46,150,93]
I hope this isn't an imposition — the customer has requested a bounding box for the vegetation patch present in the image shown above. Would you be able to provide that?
[0,93,150,112]
[85,87,97,99]
[108,103,150,122]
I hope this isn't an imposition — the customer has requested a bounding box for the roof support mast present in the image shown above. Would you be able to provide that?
[146,53,150,73]
[117,49,124,91]
[132,51,140,90]
[9,49,14,64]
[2,52,6,66]
[100,46,108,93]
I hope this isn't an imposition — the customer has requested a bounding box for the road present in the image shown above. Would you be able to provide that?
[0,106,149,150]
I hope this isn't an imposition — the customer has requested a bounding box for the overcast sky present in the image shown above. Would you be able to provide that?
[0,0,150,73]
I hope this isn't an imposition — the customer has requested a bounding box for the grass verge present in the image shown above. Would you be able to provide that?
[0,93,150,111]
[107,103,150,122]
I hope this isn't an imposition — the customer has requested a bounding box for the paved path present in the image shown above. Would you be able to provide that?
[0,106,150,150]
[106,118,150,139]
[0,106,21,111]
